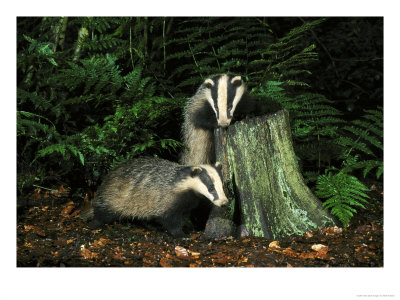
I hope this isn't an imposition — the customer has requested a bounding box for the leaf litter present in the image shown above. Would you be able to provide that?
[17,187,383,267]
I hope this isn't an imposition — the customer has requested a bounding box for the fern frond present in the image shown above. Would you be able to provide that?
[316,171,370,226]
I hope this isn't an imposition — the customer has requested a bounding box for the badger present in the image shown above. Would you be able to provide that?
[181,73,262,165]
[87,157,228,238]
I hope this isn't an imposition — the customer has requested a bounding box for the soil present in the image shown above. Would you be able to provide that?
[17,188,383,267]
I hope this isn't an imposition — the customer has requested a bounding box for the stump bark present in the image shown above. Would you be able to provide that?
[204,110,337,240]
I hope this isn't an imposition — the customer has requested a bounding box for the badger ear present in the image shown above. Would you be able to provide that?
[190,166,202,177]
[231,76,242,87]
[214,162,223,171]
[204,78,214,89]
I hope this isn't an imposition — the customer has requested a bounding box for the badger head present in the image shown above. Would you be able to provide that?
[202,74,247,128]
[179,162,228,207]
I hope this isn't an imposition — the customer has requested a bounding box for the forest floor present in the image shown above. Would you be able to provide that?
[17,186,383,267]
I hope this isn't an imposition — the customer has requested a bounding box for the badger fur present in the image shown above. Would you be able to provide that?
[88,157,228,238]
[181,74,259,165]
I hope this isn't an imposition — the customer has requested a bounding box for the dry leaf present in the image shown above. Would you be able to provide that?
[80,246,98,259]
[175,246,189,258]
[282,248,298,257]
[268,241,281,249]
[113,246,126,260]
[160,257,174,267]
[333,226,343,234]
[61,201,75,217]
[304,232,313,238]
[311,244,328,252]
[238,256,248,264]
[30,188,42,200]
[188,250,200,256]
[190,233,201,239]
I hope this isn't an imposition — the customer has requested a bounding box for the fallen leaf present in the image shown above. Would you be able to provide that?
[142,257,154,266]
[113,246,126,260]
[268,241,281,249]
[282,248,298,258]
[175,246,189,258]
[299,252,317,259]
[61,201,75,217]
[212,256,228,264]
[190,233,201,239]
[69,209,81,218]
[24,225,35,231]
[24,225,46,237]
[188,250,200,256]
[304,232,313,238]
[160,257,174,267]
[238,256,248,264]
[24,241,33,248]
[30,188,42,200]
[333,226,343,234]
[80,247,98,259]
[51,185,68,198]
[91,237,110,248]
[311,244,328,252]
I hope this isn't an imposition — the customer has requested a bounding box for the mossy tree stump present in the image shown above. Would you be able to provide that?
[204,110,337,240]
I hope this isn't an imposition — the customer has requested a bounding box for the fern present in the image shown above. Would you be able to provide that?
[315,170,370,226]
[56,54,123,96]
[255,81,344,173]
[337,107,383,179]
[166,18,323,93]
[33,133,85,166]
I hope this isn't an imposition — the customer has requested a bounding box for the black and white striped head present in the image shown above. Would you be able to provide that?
[202,74,247,128]
[176,162,228,207]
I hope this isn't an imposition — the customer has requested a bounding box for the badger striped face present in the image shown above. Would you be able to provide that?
[176,163,228,207]
[203,74,246,127]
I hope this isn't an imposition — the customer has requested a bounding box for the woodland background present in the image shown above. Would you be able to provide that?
[17,17,383,227]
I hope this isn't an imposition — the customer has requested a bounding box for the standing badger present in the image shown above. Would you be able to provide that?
[88,157,228,238]
[181,73,261,165]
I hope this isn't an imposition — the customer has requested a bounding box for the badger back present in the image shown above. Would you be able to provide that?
[96,158,184,219]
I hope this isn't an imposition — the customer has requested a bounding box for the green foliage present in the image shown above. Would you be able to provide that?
[165,18,322,93]
[17,17,184,195]
[337,107,383,179]
[315,170,370,227]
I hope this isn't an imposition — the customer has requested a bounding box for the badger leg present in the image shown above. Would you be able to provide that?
[90,205,116,229]
[157,215,185,238]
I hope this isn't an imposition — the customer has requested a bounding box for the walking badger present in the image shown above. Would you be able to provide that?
[181,73,263,165]
[87,157,228,238]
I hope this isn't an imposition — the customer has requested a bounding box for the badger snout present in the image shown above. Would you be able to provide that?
[213,197,229,207]
[218,121,230,128]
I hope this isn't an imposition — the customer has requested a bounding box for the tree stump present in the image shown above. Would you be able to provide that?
[204,110,337,240]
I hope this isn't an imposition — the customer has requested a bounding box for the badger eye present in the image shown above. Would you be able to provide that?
[208,184,216,194]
